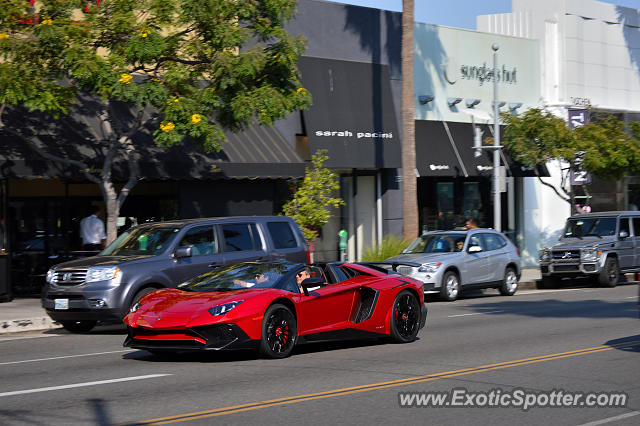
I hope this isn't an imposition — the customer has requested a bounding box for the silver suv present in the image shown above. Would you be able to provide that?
[41,216,308,332]
[539,211,640,288]
[384,229,521,301]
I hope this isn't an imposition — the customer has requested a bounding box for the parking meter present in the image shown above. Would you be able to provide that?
[338,229,348,261]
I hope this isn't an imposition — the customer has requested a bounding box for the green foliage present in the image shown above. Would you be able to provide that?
[361,234,412,262]
[502,108,640,180]
[281,150,344,242]
[0,0,310,152]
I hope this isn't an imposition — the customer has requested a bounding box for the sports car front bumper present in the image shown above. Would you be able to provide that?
[124,323,257,352]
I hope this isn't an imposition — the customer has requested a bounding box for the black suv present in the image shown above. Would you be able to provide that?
[539,211,640,287]
[42,216,308,332]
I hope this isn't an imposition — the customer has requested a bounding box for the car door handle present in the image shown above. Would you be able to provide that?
[208,262,222,268]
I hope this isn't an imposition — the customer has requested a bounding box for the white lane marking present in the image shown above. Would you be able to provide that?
[0,334,64,342]
[0,350,133,366]
[0,374,171,397]
[447,310,504,318]
[578,411,640,426]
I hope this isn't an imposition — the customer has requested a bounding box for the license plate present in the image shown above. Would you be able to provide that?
[54,299,69,310]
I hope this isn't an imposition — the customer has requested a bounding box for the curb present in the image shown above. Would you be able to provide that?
[0,317,61,335]
[518,281,538,290]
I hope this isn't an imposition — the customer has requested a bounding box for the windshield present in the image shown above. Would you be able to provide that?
[564,218,617,238]
[178,262,298,292]
[405,233,466,253]
[101,225,180,256]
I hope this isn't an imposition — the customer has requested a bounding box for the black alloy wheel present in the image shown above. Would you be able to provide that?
[598,257,619,288]
[60,320,97,333]
[260,304,297,358]
[389,290,421,343]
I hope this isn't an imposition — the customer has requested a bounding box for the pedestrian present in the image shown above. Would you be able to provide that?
[464,218,478,230]
[80,207,106,250]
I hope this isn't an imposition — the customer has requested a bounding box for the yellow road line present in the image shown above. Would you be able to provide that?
[124,339,640,425]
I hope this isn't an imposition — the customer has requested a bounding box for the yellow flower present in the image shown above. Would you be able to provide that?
[119,73,133,84]
[191,114,202,124]
[151,78,163,84]
[0,33,8,40]
[139,32,148,38]
[297,87,306,95]
[41,18,53,26]
[167,97,179,105]
[160,122,175,132]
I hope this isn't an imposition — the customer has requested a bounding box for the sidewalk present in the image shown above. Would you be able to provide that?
[0,268,543,335]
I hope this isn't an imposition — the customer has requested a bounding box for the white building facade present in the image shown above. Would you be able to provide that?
[478,0,640,266]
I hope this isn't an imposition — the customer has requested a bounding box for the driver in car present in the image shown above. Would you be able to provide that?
[234,273,270,288]
[296,267,311,293]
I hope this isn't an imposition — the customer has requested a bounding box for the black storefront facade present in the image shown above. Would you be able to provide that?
[0,115,306,297]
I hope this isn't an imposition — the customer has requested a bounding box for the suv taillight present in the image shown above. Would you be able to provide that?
[306,250,311,264]
[516,248,520,256]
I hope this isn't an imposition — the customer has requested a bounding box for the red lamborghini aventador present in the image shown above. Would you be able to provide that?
[123,261,427,358]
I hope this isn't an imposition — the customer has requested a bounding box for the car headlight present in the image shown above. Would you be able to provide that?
[581,248,601,263]
[208,301,243,316]
[46,269,55,284]
[129,301,141,313]
[418,262,442,273]
[86,266,121,283]
[539,248,551,262]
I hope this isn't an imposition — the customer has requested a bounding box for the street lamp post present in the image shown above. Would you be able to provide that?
[492,43,501,232]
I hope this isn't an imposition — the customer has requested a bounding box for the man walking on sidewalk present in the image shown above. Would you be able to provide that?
[80,207,106,251]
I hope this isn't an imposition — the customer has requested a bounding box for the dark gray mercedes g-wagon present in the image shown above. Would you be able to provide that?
[539,211,640,287]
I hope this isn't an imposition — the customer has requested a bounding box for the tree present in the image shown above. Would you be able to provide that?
[401,0,418,240]
[501,108,640,213]
[281,149,344,243]
[0,0,310,243]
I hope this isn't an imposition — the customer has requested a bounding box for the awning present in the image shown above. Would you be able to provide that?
[298,57,401,169]
[0,100,305,181]
[415,120,548,178]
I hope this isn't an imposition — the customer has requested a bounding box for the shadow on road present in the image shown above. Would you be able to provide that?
[464,298,638,319]
[88,398,113,426]
[122,337,397,363]
[604,334,640,353]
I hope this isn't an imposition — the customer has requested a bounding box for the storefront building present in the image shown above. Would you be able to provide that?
[0,0,406,297]
[281,0,404,262]
[479,0,640,265]
[413,23,540,248]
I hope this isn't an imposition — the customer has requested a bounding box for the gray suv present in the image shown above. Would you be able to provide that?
[42,216,308,332]
[539,211,640,287]
[385,229,521,301]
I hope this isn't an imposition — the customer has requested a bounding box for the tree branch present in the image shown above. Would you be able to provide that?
[536,175,570,203]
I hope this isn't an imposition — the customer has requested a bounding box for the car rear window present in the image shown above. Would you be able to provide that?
[222,224,255,252]
[267,221,298,249]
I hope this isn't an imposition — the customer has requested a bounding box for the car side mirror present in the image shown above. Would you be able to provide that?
[301,277,326,295]
[468,245,483,253]
[619,231,629,239]
[174,246,192,258]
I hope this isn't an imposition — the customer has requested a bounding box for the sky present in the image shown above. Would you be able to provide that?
[320,0,640,30]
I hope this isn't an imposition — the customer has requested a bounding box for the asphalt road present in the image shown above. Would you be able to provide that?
[1,283,638,426]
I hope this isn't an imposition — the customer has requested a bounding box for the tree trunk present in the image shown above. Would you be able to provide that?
[104,182,120,245]
[401,0,418,240]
